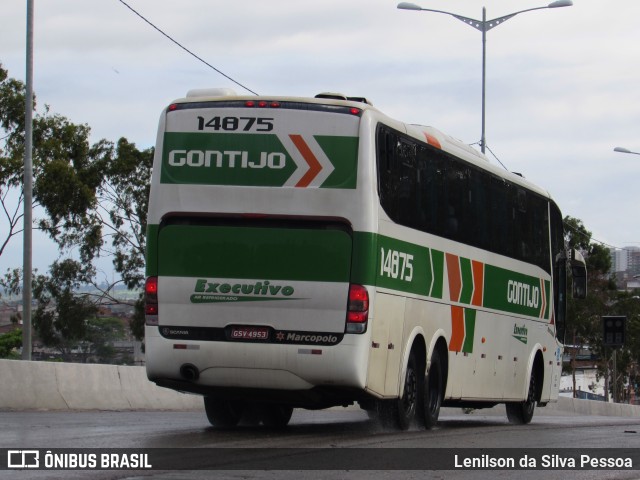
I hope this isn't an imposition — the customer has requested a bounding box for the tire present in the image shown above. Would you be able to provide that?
[423,348,443,429]
[506,369,537,425]
[379,349,422,430]
[238,403,262,426]
[397,349,422,430]
[260,405,294,428]
[203,397,244,428]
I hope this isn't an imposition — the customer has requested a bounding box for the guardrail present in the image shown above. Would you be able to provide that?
[1,359,639,416]
[0,359,201,410]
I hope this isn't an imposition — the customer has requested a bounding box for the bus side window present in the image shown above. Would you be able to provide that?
[377,128,397,216]
[468,168,490,251]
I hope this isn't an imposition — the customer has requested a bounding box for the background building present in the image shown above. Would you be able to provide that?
[611,246,640,291]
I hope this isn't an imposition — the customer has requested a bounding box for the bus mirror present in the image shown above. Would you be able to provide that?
[572,272,587,299]
[570,249,587,299]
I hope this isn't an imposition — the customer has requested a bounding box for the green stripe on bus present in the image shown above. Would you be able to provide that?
[463,308,476,354]
[160,132,358,189]
[351,232,378,285]
[459,257,473,305]
[157,225,351,282]
[161,132,292,186]
[376,235,434,297]
[429,250,444,299]
[315,136,359,189]
[146,225,551,320]
[483,265,546,318]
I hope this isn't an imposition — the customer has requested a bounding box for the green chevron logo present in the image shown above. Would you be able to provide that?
[160,132,358,189]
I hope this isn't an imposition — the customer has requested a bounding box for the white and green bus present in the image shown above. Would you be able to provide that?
[145,89,586,429]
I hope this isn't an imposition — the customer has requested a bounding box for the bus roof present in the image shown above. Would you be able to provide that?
[172,88,553,201]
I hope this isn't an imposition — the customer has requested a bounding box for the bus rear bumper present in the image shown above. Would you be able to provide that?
[145,326,370,403]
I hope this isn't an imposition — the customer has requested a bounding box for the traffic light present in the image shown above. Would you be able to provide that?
[602,316,626,348]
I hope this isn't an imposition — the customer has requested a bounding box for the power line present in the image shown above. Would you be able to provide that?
[563,220,620,250]
[117,0,259,96]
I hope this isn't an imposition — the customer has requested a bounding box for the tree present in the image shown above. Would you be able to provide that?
[0,328,22,359]
[564,216,614,398]
[0,63,30,258]
[93,137,152,339]
[605,291,640,402]
[83,317,126,364]
[563,216,640,402]
[2,63,110,259]
[1,63,151,342]
[34,260,100,360]
[1,262,130,363]
[36,136,153,340]
[2,260,98,361]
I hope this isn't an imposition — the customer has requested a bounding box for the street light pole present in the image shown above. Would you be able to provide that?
[614,147,640,156]
[23,0,34,361]
[398,1,573,154]
[481,7,486,155]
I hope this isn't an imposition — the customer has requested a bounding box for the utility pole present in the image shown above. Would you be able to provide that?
[22,0,34,360]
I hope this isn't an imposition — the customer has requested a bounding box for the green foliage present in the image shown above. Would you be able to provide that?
[0,65,30,150]
[84,317,126,363]
[564,216,591,251]
[0,63,29,258]
[587,243,612,278]
[107,138,153,291]
[1,63,150,342]
[0,328,22,359]
[564,215,640,401]
[565,217,610,387]
[609,291,640,400]
[1,266,128,363]
[30,260,99,357]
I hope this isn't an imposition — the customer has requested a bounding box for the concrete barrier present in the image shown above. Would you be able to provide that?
[1,359,639,416]
[443,396,640,419]
[0,359,201,411]
[549,396,640,417]
[1,360,69,410]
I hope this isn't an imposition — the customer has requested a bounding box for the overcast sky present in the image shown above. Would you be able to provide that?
[2,0,639,276]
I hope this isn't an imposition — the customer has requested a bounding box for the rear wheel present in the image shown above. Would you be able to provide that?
[204,397,244,428]
[506,369,537,424]
[260,405,294,428]
[377,349,422,430]
[398,350,422,430]
[423,348,443,429]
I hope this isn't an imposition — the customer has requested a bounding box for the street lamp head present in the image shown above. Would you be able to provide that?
[397,2,423,11]
[614,147,632,153]
[397,0,572,156]
[547,0,573,7]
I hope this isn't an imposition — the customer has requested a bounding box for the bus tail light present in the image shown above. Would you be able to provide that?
[346,284,368,334]
[245,100,281,108]
[145,276,159,326]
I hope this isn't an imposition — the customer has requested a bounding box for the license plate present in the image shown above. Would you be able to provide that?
[230,326,270,341]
